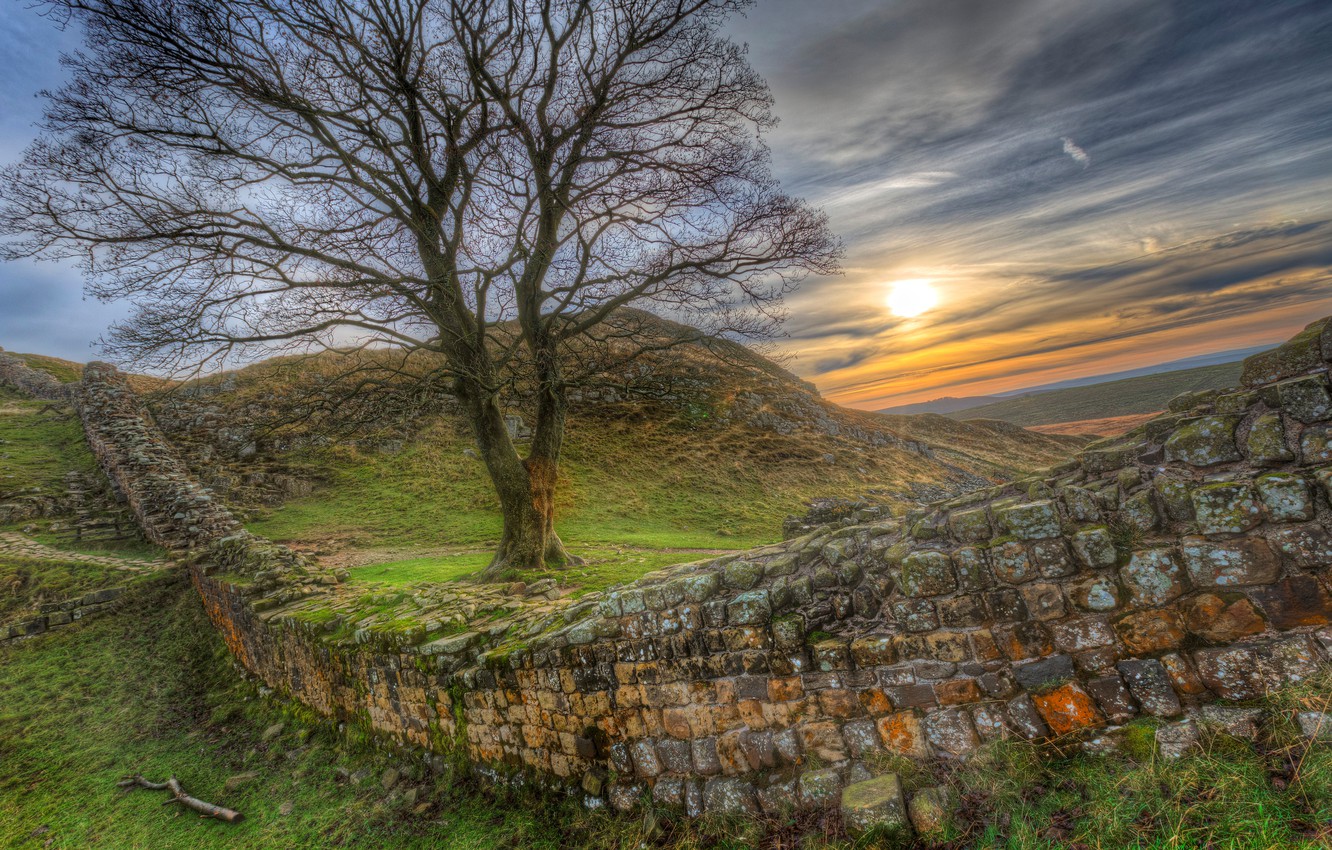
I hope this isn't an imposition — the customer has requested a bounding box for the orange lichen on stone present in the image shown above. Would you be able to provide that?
[1031,683,1105,736]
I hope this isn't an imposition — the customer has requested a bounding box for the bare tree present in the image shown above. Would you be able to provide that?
[0,0,840,578]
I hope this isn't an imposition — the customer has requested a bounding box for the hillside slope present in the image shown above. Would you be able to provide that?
[126,313,1084,568]
[944,360,1244,426]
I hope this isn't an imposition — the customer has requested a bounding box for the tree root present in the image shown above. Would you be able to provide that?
[116,775,244,823]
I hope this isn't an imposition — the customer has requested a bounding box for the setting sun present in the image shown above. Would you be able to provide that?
[887,279,939,318]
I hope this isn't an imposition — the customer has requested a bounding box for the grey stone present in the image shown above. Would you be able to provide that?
[1156,719,1201,759]
[899,551,957,597]
[999,501,1061,540]
[1116,659,1182,717]
[1164,416,1241,467]
[1246,412,1294,464]
[703,778,758,816]
[907,786,955,837]
[1014,654,1075,690]
[1256,472,1314,522]
[841,774,910,839]
[1192,483,1263,534]
[1071,526,1118,570]
[1180,536,1280,587]
[1297,712,1332,741]
[798,768,844,807]
[1119,549,1185,607]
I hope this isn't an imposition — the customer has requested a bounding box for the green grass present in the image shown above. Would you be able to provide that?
[247,414,838,568]
[0,554,145,621]
[0,400,97,494]
[946,361,1245,426]
[0,575,680,850]
[348,545,725,593]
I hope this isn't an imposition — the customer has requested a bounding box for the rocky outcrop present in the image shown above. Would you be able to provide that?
[72,317,1332,825]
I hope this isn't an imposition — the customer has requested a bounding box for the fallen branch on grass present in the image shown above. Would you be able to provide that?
[116,775,244,823]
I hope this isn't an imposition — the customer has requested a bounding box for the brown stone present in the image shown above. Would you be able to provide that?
[1114,609,1186,654]
[934,678,983,706]
[768,676,804,702]
[859,688,895,716]
[1248,576,1332,629]
[1182,593,1267,642]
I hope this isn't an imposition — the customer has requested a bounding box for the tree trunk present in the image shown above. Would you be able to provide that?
[463,379,579,582]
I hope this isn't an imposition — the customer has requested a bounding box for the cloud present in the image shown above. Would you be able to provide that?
[1061,137,1091,168]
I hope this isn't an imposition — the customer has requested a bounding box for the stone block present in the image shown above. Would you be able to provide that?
[953,546,994,591]
[949,507,992,543]
[1116,659,1182,717]
[999,501,1061,539]
[937,594,986,628]
[1121,489,1160,533]
[841,774,910,839]
[907,786,955,838]
[703,777,758,816]
[1063,487,1103,522]
[890,598,938,632]
[1031,683,1105,736]
[1269,524,1332,568]
[1256,473,1314,522]
[990,541,1036,584]
[1006,694,1050,739]
[1051,616,1116,652]
[1032,539,1077,578]
[798,768,844,808]
[984,588,1028,621]
[1247,575,1332,629]
[876,711,930,758]
[994,621,1054,660]
[924,708,979,757]
[1072,526,1118,570]
[1156,719,1200,759]
[1113,610,1188,655]
[1273,374,1332,423]
[899,551,957,597]
[1200,705,1263,739]
[1180,536,1280,587]
[1193,646,1278,700]
[1239,319,1328,386]
[1119,549,1186,607]
[1182,592,1267,642]
[1164,416,1241,467]
[1246,412,1294,464]
[1020,582,1067,620]
[1085,675,1138,723]
[1192,483,1263,534]
[1297,712,1332,741]
[722,559,763,590]
[1013,654,1075,690]
[1068,574,1123,612]
[725,590,771,625]
[850,635,895,667]
[1154,475,1196,521]
[1301,425,1332,465]
[843,718,882,758]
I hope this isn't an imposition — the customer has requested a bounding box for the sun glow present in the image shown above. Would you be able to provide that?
[886,279,939,318]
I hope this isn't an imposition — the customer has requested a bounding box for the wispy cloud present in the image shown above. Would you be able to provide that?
[1061,137,1091,168]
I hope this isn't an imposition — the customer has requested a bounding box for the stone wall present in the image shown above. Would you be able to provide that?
[77,363,243,552]
[74,318,1332,823]
[0,351,72,402]
[2,586,127,641]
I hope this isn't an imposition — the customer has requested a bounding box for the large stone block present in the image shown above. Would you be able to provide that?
[1119,549,1186,607]
[1247,575,1332,629]
[1192,483,1263,535]
[725,589,771,625]
[1269,524,1332,568]
[841,774,910,839]
[923,708,980,757]
[899,551,957,597]
[1301,425,1332,465]
[1031,683,1105,736]
[1164,416,1241,467]
[990,541,1036,584]
[1270,374,1332,423]
[1068,574,1124,612]
[1072,526,1118,570]
[949,507,992,544]
[998,501,1061,540]
[1240,317,1329,387]
[876,711,930,758]
[1245,412,1294,464]
[1182,592,1267,642]
[1114,608,1186,654]
[1256,473,1314,522]
[1180,536,1280,587]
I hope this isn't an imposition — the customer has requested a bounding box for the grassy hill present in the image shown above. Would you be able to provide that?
[132,313,1084,582]
[945,361,1245,427]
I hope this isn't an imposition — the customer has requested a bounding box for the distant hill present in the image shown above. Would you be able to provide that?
[878,343,1270,416]
[943,360,1244,427]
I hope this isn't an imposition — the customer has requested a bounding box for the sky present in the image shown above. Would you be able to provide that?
[1,0,1330,409]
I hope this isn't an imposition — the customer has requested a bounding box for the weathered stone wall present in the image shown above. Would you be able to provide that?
[77,363,243,552]
[2,586,128,641]
[74,318,1332,822]
[0,351,72,402]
